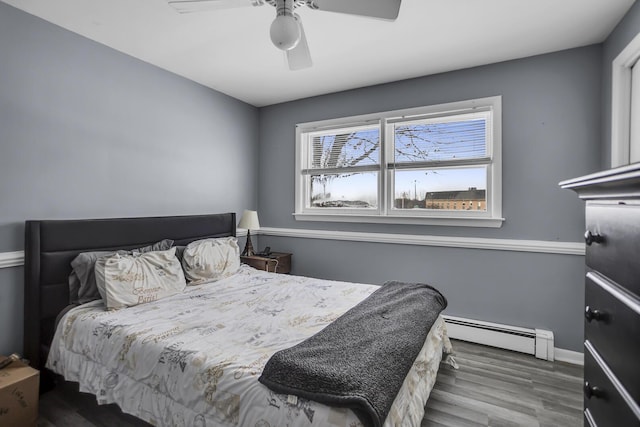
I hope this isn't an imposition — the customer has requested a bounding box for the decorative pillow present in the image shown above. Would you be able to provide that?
[182,237,240,285]
[94,247,186,310]
[68,239,174,304]
[69,250,115,304]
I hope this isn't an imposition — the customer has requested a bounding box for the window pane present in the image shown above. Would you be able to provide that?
[309,127,379,170]
[309,172,377,208]
[394,116,486,163]
[393,167,487,211]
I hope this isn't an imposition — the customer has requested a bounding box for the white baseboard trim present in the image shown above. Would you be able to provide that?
[554,348,585,366]
[258,227,585,256]
[0,251,24,269]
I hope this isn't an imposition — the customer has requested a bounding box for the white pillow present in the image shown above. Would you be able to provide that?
[182,237,240,285]
[95,247,186,310]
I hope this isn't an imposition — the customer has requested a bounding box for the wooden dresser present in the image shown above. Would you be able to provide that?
[561,164,640,426]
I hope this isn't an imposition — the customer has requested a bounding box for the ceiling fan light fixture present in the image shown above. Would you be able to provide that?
[167,0,403,69]
[270,13,301,51]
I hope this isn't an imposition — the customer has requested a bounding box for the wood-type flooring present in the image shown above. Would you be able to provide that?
[36,339,584,427]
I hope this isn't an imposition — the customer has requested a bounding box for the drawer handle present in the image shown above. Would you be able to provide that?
[584,230,604,246]
[584,306,608,323]
[584,381,605,399]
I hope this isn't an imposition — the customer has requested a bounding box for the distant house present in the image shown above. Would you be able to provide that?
[395,187,486,210]
[426,187,486,210]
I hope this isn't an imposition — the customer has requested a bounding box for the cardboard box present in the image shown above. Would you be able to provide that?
[0,356,39,427]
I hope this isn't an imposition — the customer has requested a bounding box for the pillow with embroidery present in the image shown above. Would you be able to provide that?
[95,247,186,310]
[68,239,174,304]
[181,237,240,285]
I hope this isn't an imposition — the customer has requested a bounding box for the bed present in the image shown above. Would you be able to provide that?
[24,213,452,427]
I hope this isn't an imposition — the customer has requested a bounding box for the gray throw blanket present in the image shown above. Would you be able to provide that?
[259,281,447,427]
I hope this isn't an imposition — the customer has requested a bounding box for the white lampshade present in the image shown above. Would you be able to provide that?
[238,210,260,230]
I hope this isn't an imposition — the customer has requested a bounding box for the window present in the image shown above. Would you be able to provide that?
[295,96,503,227]
[612,32,640,167]
[304,124,380,210]
[630,59,640,163]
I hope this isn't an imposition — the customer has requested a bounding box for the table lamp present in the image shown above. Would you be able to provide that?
[238,210,260,256]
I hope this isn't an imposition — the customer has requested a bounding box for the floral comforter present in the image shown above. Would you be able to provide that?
[47,265,451,427]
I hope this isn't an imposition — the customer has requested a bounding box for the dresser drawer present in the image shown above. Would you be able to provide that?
[585,272,640,403]
[585,202,640,295]
[583,341,640,427]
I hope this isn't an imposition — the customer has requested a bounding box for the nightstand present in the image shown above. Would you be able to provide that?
[240,252,291,274]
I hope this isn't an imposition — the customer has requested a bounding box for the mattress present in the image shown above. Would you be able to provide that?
[46,265,451,427]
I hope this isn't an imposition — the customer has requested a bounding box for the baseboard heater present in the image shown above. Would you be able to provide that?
[442,315,555,361]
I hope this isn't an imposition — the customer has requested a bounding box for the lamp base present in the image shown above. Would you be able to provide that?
[242,230,255,256]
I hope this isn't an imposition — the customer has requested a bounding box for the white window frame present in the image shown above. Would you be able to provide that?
[611,32,640,167]
[294,96,503,228]
[298,122,383,217]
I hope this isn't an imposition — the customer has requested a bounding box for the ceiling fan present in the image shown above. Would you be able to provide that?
[167,0,402,70]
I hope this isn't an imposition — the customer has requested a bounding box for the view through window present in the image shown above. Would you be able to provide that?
[295,97,502,226]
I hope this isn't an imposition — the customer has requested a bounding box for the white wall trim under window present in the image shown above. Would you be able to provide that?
[0,251,24,269]
[0,228,586,270]
[258,227,585,256]
[611,31,640,167]
[0,229,584,270]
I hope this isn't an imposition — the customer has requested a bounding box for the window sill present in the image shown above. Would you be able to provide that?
[293,213,505,228]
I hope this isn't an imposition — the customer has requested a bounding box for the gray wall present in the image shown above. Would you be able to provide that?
[0,267,24,354]
[2,0,634,356]
[601,0,640,168]
[0,3,259,354]
[258,46,604,351]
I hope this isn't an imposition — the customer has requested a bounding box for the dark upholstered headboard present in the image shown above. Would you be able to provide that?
[24,213,236,375]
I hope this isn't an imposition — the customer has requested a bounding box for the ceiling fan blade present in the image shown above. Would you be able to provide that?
[309,0,401,20]
[167,0,263,14]
[286,17,312,71]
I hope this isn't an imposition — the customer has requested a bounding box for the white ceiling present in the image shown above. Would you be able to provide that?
[2,0,636,107]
